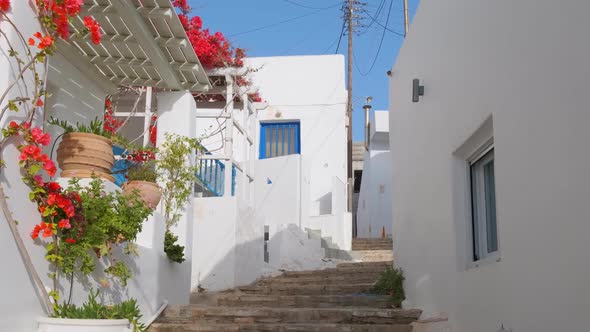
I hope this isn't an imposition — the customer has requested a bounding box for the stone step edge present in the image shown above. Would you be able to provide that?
[149,323,414,332]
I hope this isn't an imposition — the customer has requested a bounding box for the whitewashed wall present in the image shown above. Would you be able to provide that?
[190,55,349,291]
[246,55,347,218]
[356,111,392,238]
[0,3,48,330]
[389,1,590,331]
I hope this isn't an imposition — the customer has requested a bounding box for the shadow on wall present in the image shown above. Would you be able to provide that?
[193,222,332,293]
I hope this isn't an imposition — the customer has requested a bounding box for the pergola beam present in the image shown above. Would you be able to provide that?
[81,5,174,20]
[56,40,118,94]
[109,0,181,89]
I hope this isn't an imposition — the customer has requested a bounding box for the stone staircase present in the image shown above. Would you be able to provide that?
[351,238,394,262]
[150,240,419,332]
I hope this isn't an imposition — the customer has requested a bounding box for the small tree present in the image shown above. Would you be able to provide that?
[157,133,200,262]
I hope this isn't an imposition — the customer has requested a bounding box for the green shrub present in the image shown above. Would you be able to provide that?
[164,230,185,263]
[127,162,157,182]
[371,266,405,308]
[53,289,146,332]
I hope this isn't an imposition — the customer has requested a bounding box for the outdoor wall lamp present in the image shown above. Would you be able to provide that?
[412,79,424,102]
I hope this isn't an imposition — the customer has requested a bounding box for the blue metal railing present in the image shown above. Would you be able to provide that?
[196,149,236,197]
[112,145,236,196]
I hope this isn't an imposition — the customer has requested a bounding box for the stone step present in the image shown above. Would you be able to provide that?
[238,283,375,295]
[214,294,395,309]
[353,250,394,262]
[257,274,380,285]
[336,261,392,269]
[158,306,422,325]
[352,239,393,251]
[150,323,414,332]
[279,268,385,278]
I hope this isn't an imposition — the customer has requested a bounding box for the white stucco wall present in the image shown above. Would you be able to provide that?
[0,4,195,328]
[245,55,347,218]
[357,111,392,238]
[0,2,48,330]
[389,1,590,331]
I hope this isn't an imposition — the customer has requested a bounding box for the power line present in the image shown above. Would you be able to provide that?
[281,0,342,10]
[335,19,346,53]
[360,0,385,33]
[228,4,340,37]
[356,0,393,76]
[362,3,404,37]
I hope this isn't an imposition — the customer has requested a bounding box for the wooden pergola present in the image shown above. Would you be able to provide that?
[57,0,211,94]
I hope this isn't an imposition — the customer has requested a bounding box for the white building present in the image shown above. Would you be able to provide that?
[388,1,590,331]
[356,111,392,238]
[0,1,209,330]
[192,54,352,292]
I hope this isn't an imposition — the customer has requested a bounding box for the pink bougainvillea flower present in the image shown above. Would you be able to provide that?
[34,175,44,187]
[58,218,71,229]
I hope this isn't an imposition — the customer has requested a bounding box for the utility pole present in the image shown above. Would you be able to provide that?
[346,0,354,214]
[403,0,409,36]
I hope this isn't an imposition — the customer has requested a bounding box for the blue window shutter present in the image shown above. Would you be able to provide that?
[259,122,300,159]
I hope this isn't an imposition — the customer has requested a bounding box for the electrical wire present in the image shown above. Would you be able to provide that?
[362,2,405,37]
[356,0,394,76]
[281,0,342,10]
[228,3,341,38]
[334,19,346,54]
[360,0,386,34]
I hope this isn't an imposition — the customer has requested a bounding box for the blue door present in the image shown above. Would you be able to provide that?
[259,122,300,159]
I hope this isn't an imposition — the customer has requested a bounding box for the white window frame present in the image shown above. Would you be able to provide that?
[468,143,499,265]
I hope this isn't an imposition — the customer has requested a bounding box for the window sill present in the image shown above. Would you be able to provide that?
[466,252,501,270]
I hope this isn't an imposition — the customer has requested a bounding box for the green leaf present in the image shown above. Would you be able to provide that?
[28,163,41,175]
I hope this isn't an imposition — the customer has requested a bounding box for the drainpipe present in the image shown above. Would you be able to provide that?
[363,97,373,151]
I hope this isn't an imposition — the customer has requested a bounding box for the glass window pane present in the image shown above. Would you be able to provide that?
[484,160,497,253]
[265,127,271,158]
[470,165,481,261]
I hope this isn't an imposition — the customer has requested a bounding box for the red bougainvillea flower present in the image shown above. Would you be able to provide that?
[46,182,61,193]
[58,219,71,229]
[31,127,51,146]
[83,16,102,44]
[38,35,54,50]
[43,160,57,177]
[0,0,10,12]
[19,145,42,161]
[9,121,19,129]
[28,38,36,46]
[65,238,76,244]
[31,223,42,239]
[42,226,53,238]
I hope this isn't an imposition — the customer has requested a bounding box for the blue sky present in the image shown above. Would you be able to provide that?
[188,0,419,141]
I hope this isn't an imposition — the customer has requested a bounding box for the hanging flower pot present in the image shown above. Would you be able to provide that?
[37,317,132,332]
[56,132,114,182]
[122,180,161,209]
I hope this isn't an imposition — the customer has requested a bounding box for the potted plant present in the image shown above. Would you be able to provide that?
[48,117,115,182]
[123,160,161,209]
[28,176,153,332]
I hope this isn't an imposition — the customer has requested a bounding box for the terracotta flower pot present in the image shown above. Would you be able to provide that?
[123,180,162,209]
[56,132,114,182]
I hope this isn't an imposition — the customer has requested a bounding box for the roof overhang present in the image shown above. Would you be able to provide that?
[57,0,211,94]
